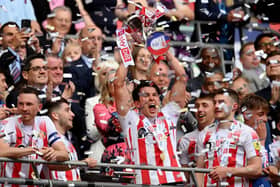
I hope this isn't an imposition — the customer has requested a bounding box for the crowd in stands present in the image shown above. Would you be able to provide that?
[0,0,280,186]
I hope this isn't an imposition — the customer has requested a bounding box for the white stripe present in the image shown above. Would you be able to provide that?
[130,118,143,184]
[164,140,174,183]
[146,138,159,185]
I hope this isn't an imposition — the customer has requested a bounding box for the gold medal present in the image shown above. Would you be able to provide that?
[160,152,165,161]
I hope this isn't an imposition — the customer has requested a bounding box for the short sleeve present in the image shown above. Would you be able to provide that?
[196,129,207,155]
[43,117,61,146]
[118,110,139,138]
[242,127,261,159]
[178,136,191,165]
[161,102,181,125]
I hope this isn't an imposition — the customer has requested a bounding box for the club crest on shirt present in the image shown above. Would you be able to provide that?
[253,141,261,151]
[138,127,148,139]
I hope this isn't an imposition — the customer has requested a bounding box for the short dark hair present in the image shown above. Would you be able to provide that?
[18,87,41,101]
[254,32,276,50]
[240,93,269,113]
[214,88,239,105]
[0,22,19,35]
[196,92,214,101]
[46,98,69,117]
[23,53,46,71]
[132,80,161,101]
[0,69,6,77]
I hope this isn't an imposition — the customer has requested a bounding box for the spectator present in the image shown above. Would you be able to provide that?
[256,52,280,138]
[63,41,82,63]
[254,33,280,57]
[194,0,246,44]
[46,6,73,57]
[231,76,252,100]
[47,6,72,37]
[6,53,48,107]
[85,59,119,161]
[256,52,280,103]
[63,37,95,96]
[80,26,103,71]
[199,47,222,73]
[0,22,26,86]
[202,71,229,93]
[93,66,130,174]
[149,60,170,95]
[187,47,223,92]
[196,88,262,186]
[128,46,152,81]
[239,42,269,92]
[46,54,75,100]
[114,53,187,184]
[81,0,118,36]
[45,98,97,181]
[178,93,215,183]
[0,87,69,185]
[0,70,17,120]
[0,70,8,105]
[0,22,41,86]
[149,51,190,106]
[31,0,79,34]
[240,94,271,187]
[0,0,42,34]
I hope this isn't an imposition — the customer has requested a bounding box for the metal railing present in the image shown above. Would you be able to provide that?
[0,157,211,186]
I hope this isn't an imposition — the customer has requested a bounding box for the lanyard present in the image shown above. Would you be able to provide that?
[141,115,167,152]
[16,119,40,149]
[210,120,239,166]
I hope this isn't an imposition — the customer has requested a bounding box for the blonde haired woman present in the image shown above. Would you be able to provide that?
[84,59,119,161]
[93,65,131,175]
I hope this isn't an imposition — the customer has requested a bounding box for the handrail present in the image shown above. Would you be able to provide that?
[0,157,211,173]
[0,177,182,187]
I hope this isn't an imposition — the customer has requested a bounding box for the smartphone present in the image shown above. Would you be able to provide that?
[21,19,31,33]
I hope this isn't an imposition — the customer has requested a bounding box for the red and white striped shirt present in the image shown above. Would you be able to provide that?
[197,120,261,187]
[50,134,80,181]
[119,102,185,185]
[178,129,200,166]
[0,115,62,187]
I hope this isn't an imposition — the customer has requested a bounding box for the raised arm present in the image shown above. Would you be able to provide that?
[115,0,129,21]
[169,0,194,20]
[75,0,96,27]
[166,51,187,108]
[114,62,131,116]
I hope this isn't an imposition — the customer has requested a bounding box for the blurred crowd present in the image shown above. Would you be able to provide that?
[0,0,280,186]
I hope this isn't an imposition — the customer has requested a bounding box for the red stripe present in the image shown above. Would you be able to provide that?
[65,170,73,181]
[39,121,48,147]
[12,126,23,187]
[162,117,183,183]
[203,131,212,186]
[227,130,241,187]
[128,129,135,164]
[155,113,167,184]
[54,171,59,179]
[137,119,150,184]
[154,141,167,184]
[187,140,196,161]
